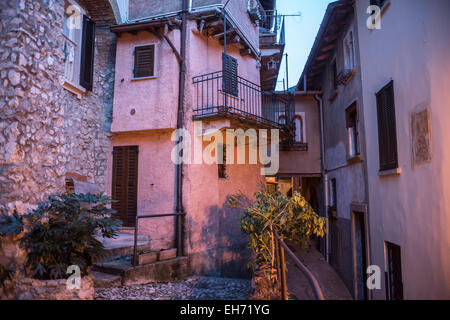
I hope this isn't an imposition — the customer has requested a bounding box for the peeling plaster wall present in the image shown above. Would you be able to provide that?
[355,0,450,299]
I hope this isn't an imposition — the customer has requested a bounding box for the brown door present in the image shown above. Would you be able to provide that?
[385,242,403,300]
[112,146,138,227]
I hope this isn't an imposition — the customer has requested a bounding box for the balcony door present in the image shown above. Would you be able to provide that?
[112,146,138,227]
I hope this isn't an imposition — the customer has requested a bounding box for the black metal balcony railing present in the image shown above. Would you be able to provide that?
[193,71,290,128]
[260,11,285,46]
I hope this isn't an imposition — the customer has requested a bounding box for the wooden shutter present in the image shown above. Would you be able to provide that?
[376,80,398,171]
[222,53,238,96]
[80,15,95,91]
[112,146,138,227]
[134,45,155,78]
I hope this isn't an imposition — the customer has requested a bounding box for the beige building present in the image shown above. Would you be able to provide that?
[297,0,450,299]
[354,0,450,299]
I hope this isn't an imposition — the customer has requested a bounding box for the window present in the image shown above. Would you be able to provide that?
[376,80,398,171]
[218,143,227,179]
[331,59,338,90]
[370,0,388,9]
[133,45,155,78]
[222,53,239,96]
[62,0,95,91]
[294,116,303,142]
[329,178,337,209]
[294,113,306,143]
[343,29,355,70]
[346,103,360,157]
[385,242,403,300]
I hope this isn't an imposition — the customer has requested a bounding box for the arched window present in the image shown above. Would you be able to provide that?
[294,115,303,142]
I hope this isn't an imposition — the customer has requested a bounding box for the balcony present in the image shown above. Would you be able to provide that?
[260,11,285,46]
[192,71,291,129]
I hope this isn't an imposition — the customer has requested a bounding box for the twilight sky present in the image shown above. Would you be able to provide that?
[275,0,334,90]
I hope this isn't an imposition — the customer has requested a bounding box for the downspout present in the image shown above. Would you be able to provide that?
[315,93,330,263]
[175,0,188,256]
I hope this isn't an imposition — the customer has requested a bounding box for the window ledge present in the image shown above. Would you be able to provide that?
[130,76,158,81]
[347,154,362,164]
[62,80,86,99]
[378,167,401,177]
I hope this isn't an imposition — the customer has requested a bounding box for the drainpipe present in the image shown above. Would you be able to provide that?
[175,0,188,257]
[315,93,330,263]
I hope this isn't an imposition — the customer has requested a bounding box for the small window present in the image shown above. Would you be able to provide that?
[294,115,305,143]
[346,103,360,157]
[343,29,355,70]
[376,80,398,171]
[134,45,155,78]
[62,1,95,91]
[218,144,227,179]
[370,0,388,9]
[329,178,337,209]
[331,59,338,90]
[385,242,403,300]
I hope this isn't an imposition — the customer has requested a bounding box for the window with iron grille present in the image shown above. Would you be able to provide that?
[376,80,398,171]
[222,53,239,96]
[134,45,155,78]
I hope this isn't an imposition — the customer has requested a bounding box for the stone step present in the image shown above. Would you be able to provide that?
[92,271,122,288]
[93,256,190,286]
[95,232,152,262]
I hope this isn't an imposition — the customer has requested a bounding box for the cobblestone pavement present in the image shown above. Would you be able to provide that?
[95,276,253,300]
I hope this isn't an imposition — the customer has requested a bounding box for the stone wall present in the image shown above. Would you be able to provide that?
[1,275,94,300]
[0,0,116,215]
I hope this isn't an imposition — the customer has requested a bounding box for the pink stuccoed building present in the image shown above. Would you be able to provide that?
[106,0,293,278]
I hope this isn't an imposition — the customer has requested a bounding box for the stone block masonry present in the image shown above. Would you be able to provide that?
[0,0,116,215]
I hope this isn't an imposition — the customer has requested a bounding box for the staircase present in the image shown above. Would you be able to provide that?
[92,232,190,288]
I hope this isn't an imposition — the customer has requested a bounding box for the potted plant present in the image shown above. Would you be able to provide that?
[0,193,121,300]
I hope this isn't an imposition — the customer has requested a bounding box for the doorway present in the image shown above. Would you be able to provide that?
[112,146,139,227]
[353,211,368,300]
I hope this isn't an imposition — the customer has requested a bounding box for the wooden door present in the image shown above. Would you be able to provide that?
[112,146,138,227]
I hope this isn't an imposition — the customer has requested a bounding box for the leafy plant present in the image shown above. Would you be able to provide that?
[227,188,326,281]
[0,233,14,288]
[0,193,121,280]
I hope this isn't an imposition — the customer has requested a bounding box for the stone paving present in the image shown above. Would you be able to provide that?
[95,276,253,300]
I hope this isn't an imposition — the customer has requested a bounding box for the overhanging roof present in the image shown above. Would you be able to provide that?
[296,0,353,91]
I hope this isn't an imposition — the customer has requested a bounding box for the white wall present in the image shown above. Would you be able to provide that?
[355,0,450,299]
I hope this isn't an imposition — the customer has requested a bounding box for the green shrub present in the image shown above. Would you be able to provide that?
[0,193,121,280]
[0,236,14,288]
[227,188,326,281]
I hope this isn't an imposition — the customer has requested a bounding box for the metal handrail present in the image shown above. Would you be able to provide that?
[273,230,326,300]
[192,71,290,128]
[132,212,186,267]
